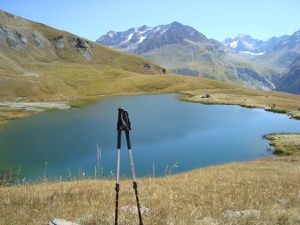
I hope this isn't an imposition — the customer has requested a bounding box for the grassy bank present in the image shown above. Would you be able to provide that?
[265,133,300,155]
[179,86,300,120]
[1,154,300,224]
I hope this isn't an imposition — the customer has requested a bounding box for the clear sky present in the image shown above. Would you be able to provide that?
[0,0,299,41]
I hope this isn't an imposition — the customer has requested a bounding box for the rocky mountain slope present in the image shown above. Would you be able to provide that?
[277,55,300,94]
[225,30,300,94]
[224,34,266,55]
[97,22,274,90]
[97,22,207,54]
[224,34,290,56]
[225,30,300,71]
[253,30,300,73]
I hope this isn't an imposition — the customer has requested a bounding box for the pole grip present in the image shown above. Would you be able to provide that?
[117,130,121,149]
[125,130,131,149]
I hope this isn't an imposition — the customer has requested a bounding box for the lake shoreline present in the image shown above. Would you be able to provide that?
[2,94,300,184]
[179,92,300,120]
[1,88,300,127]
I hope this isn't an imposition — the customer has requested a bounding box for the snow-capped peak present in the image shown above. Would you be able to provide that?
[229,40,239,48]
[107,31,116,38]
[96,21,207,53]
[223,34,264,54]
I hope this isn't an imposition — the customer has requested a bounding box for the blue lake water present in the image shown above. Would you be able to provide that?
[0,94,299,181]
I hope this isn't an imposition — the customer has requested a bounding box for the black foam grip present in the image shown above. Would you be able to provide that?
[117,130,121,149]
[125,130,131,149]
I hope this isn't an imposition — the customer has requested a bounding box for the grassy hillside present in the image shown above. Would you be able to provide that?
[0,10,162,101]
[1,137,300,224]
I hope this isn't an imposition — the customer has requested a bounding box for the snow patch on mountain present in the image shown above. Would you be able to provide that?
[239,51,265,56]
[138,36,147,43]
[229,40,238,48]
[97,21,207,53]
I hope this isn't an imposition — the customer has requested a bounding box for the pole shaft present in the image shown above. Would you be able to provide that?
[125,130,143,225]
[116,148,121,183]
[133,181,143,225]
[114,183,120,225]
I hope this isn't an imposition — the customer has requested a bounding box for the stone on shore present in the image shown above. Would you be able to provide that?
[48,218,79,225]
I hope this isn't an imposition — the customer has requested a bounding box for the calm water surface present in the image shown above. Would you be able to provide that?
[0,94,300,181]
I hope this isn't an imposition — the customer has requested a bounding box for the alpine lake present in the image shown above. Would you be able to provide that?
[1,94,300,182]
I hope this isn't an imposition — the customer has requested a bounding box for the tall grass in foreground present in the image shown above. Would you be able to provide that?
[1,135,299,224]
[1,154,300,225]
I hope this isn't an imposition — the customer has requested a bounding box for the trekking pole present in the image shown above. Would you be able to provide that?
[114,129,121,225]
[114,108,143,225]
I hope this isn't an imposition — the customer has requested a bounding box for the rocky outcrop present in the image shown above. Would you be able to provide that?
[72,37,93,61]
[72,37,89,50]
[227,66,274,89]
[53,35,64,48]
[0,25,27,49]
[32,30,44,48]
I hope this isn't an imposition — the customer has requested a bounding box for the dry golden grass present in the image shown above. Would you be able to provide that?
[0,108,32,125]
[1,155,300,225]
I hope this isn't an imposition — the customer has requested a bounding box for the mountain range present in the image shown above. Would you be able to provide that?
[97,22,300,94]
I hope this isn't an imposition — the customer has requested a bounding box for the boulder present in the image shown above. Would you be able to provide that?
[48,218,79,225]
[224,209,261,218]
[121,205,150,214]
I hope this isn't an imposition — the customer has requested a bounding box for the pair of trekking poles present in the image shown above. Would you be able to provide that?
[114,108,143,225]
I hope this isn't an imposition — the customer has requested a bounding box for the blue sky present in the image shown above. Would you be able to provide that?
[0,0,299,41]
